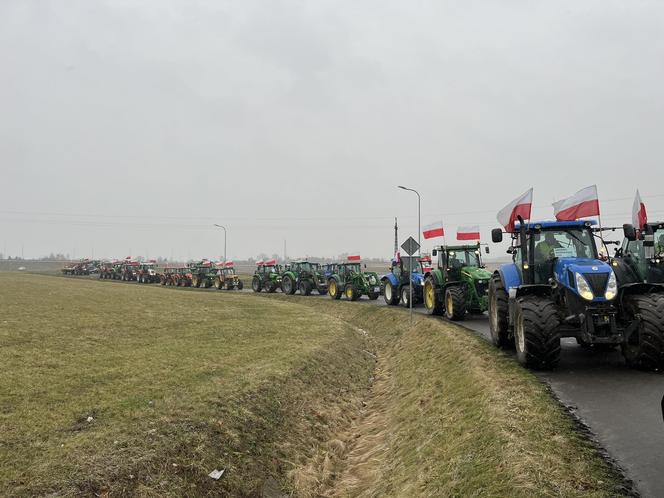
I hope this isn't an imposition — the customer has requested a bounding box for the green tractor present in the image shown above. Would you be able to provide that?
[251,259,283,293]
[327,260,380,301]
[280,261,328,295]
[190,260,216,288]
[423,242,492,320]
[213,261,244,290]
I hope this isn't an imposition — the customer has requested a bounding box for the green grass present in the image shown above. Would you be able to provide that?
[0,275,626,497]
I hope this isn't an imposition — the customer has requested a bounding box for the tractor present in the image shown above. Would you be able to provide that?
[174,266,193,287]
[609,222,664,369]
[120,261,139,281]
[62,260,92,276]
[488,219,637,369]
[213,261,244,290]
[423,243,492,320]
[136,261,159,283]
[190,260,216,288]
[98,261,118,279]
[381,255,429,307]
[160,266,181,286]
[327,261,380,301]
[281,261,328,295]
[251,260,282,292]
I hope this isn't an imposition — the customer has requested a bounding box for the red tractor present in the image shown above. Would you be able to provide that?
[136,261,159,283]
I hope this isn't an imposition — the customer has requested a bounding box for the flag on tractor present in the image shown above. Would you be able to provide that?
[632,189,648,230]
[422,221,445,239]
[347,254,361,261]
[553,185,600,221]
[457,225,481,241]
[497,188,533,231]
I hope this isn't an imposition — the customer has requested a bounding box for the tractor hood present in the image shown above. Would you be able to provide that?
[411,272,425,285]
[461,266,492,282]
[553,257,617,302]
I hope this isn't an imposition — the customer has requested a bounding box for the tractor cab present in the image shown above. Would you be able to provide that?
[432,244,484,282]
[616,222,664,286]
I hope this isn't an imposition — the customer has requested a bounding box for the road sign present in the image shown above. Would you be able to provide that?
[401,236,420,256]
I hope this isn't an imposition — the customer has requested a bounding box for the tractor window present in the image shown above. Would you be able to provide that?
[402,256,420,274]
[655,230,664,256]
[447,250,480,268]
[533,229,595,263]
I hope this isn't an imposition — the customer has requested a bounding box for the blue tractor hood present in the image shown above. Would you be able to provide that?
[553,257,615,302]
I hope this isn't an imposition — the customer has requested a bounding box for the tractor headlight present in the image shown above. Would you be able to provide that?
[604,271,617,300]
[368,275,376,284]
[575,272,594,301]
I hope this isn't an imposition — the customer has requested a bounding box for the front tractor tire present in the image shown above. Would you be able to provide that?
[488,274,512,349]
[299,281,312,296]
[237,280,244,290]
[444,286,467,321]
[328,279,342,300]
[263,280,277,293]
[400,285,412,308]
[621,294,664,371]
[282,276,296,295]
[514,296,561,370]
[252,276,262,293]
[214,277,223,290]
[383,280,400,306]
[423,277,443,315]
[345,284,361,301]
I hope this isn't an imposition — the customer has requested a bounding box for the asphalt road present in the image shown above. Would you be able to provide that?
[364,296,663,498]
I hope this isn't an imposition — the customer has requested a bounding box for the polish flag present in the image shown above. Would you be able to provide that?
[256,260,264,266]
[264,259,277,266]
[225,261,234,268]
[457,225,481,241]
[497,188,533,231]
[422,221,445,239]
[553,185,600,221]
[632,189,648,230]
[347,254,361,261]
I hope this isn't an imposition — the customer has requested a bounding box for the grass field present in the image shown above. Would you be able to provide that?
[0,274,626,497]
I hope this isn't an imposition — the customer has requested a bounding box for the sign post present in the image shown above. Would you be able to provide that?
[401,236,421,323]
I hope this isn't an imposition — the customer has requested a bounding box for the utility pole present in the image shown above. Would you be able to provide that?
[394,217,398,256]
[284,240,287,261]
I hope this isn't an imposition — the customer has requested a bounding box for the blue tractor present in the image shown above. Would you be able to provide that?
[380,255,426,307]
[489,219,623,369]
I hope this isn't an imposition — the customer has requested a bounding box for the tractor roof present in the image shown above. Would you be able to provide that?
[514,220,596,230]
[434,243,481,251]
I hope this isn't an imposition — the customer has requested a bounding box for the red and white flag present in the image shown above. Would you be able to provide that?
[264,259,277,266]
[497,188,533,231]
[347,254,361,261]
[553,185,600,221]
[422,221,445,239]
[632,189,648,230]
[256,260,264,266]
[457,225,481,241]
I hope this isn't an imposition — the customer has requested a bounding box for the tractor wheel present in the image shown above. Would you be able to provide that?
[282,276,295,295]
[214,277,222,290]
[299,281,312,296]
[345,284,360,301]
[328,279,342,300]
[489,274,512,349]
[264,280,276,293]
[423,277,443,315]
[252,277,261,292]
[225,280,233,290]
[445,286,467,321]
[514,296,561,369]
[237,280,244,290]
[400,285,412,307]
[621,294,664,371]
[318,286,327,295]
[383,281,399,306]
[368,290,379,300]
[191,276,199,288]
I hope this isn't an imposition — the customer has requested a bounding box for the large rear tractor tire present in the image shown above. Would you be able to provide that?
[237,280,244,290]
[328,279,342,300]
[423,277,443,315]
[445,286,467,321]
[252,276,261,293]
[514,296,561,369]
[621,294,664,371]
[345,284,360,301]
[489,274,512,349]
[282,276,296,295]
[383,280,400,306]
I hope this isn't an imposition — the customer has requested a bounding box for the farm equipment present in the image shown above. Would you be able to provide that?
[160,266,181,286]
[423,243,492,320]
[327,261,380,301]
[120,261,140,281]
[213,261,244,290]
[281,261,328,295]
[609,222,664,369]
[381,255,428,307]
[98,261,118,279]
[251,259,282,292]
[62,259,93,276]
[190,260,216,288]
[136,261,159,283]
[488,219,633,369]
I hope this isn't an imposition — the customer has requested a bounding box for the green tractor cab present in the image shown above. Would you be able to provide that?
[252,260,283,293]
[281,261,328,295]
[189,260,217,288]
[213,261,244,290]
[423,242,492,320]
[327,261,380,301]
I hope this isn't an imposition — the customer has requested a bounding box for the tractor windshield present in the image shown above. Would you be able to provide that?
[533,229,595,262]
[401,256,421,273]
[298,262,312,272]
[447,249,480,268]
[345,263,361,274]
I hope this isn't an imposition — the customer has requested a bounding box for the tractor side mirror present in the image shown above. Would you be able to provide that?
[506,246,516,255]
[491,228,503,243]
[432,249,437,256]
[623,224,636,241]
[364,264,367,269]
[485,246,490,254]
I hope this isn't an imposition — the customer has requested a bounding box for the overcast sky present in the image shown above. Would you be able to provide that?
[2,0,664,260]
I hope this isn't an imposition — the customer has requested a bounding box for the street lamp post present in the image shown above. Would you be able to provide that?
[213,224,227,262]
[397,185,421,323]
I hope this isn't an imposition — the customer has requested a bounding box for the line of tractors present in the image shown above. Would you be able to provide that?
[63,219,664,372]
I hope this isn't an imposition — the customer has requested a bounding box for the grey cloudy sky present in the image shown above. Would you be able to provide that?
[2,1,664,260]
